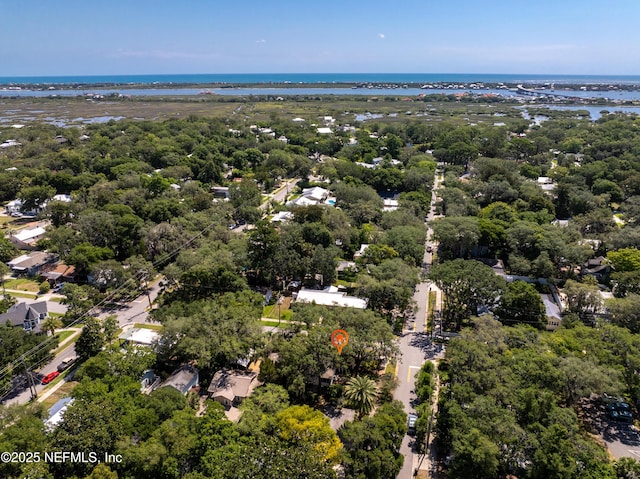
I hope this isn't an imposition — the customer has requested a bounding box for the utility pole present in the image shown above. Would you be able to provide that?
[142,270,153,310]
[20,361,38,401]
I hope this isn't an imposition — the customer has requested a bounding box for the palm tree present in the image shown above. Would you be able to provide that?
[41,316,63,336]
[343,375,378,419]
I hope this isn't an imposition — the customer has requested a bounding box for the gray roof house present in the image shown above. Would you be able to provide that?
[0,301,49,333]
[207,369,262,408]
[581,256,611,282]
[159,365,199,396]
[7,251,58,276]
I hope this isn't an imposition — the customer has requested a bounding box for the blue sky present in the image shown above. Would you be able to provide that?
[2,0,639,76]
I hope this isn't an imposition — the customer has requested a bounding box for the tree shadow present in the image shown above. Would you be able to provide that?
[409,332,444,359]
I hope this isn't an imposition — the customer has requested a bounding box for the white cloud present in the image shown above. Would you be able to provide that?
[378,33,385,39]
[256,39,267,44]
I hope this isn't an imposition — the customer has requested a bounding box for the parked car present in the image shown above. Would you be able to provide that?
[609,409,634,423]
[602,392,625,404]
[56,357,76,372]
[41,371,60,385]
[607,401,634,423]
[407,413,418,435]
[607,401,631,412]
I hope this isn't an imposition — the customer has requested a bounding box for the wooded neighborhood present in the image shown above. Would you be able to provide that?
[1,92,640,479]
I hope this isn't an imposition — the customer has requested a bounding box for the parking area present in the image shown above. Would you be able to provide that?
[580,396,640,459]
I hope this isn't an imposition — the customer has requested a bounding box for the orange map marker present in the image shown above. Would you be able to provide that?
[331,329,349,355]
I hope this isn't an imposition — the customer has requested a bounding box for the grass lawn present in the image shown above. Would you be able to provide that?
[7,291,37,299]
[4,278,41,292]
[261,320,286,328]
[385,361,397,376]
[56,330,76,343]
[262,303,293,322]
[49,297,64,303]
[427,290,437,332]
[133,323,163,331]
[0,216,16,226]
[40,381,79,409]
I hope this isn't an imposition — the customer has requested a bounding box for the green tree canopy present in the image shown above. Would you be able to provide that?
[495,281,546,329]
[429,259,506,331]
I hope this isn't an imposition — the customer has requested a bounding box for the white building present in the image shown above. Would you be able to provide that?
[11,226,47,249]
[383,199,399,211]
[270,211,294,223]
[119,327,160,348]
[296,286,367,309]
[44,397,74,431]
[51,194,72,203]
[302,187,330,202]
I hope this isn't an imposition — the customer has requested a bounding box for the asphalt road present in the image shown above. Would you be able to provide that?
[395,166,445,479]
[2,281,163,407]
[96,281,163,328]
[3,340,77,406]
[260,178,300,211]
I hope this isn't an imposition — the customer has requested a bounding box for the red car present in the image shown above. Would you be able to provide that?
[41,371,60,385]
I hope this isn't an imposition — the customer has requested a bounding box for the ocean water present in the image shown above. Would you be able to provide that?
[2,73,640,85]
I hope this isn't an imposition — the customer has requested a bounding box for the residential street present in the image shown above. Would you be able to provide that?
[395,166,445,479]
[260,178,300,211]
[1,280,163,407]
[96,279,163,328]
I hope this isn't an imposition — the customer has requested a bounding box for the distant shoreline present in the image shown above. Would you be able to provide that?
[3,81,640,93]
[2,72,640,91]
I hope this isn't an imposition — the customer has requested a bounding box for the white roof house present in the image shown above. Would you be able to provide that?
[291,196,318,207]
[302,187,330,202]
[353,244,371,259]
[0,139,21,149]
[119,327,160,347]
[296,286,367,309]
[45,397,74,431]
[5,199,23,214]
[11,227,47,249]
[13,227,46,242]
[383,199,399,211]
[355,162,377,169]
[537,176,556,191]
[317,127,333,134]
[270,211,294,223]
[292,117,306,122]
[51,194,72,203]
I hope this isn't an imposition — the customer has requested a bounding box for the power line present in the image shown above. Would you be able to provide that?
[0,216,225,386]
[0,179,289,389]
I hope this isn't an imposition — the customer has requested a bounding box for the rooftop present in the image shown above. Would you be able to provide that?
[207,368,261,401]
[119,327,160,346]
[296,286,367,309]
[161,365,199,395]
[13,227,46,243]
